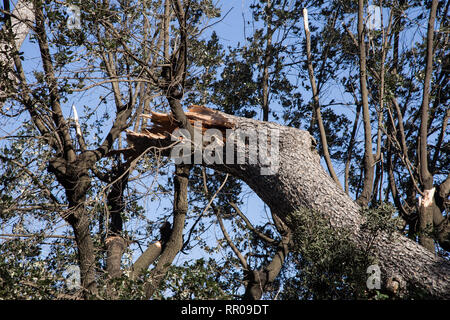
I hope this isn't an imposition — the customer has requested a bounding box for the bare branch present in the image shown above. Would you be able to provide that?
[216,208,249,271]
[302,8,342,190]
[229,202,276,245]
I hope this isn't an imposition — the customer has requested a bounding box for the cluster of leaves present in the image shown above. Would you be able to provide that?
[156,258,236,299]
[361,203,402,240]
[0,237,72,299]
[280,207,374,300]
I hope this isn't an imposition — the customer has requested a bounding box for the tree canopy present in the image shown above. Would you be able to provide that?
[0,0,448,300]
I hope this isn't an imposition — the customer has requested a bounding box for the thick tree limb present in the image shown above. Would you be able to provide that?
[131,241,162,279]
[126,106,450,298]
[144,164,189,298]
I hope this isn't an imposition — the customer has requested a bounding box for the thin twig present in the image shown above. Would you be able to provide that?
[228,202,276,245]
[216,208,248,271]
[181,173,229,251]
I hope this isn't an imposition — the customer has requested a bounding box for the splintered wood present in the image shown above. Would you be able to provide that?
[134,105,235,141]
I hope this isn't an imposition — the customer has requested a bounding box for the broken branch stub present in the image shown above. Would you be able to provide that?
[135,105,235,140]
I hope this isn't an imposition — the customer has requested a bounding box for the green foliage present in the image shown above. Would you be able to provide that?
[0,237,69,299]
[210,49,259,118]
[361,203,401,240]
[281,207,374,299]
[1,0,448,301]
[156,258,235,300]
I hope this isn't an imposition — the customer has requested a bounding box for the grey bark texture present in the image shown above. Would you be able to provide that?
[0,0,35,104]
[127,107,450,298]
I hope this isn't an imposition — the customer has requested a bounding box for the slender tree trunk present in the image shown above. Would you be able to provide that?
[417,0,438,253]
[302,8,342,189]
[104,164,129,297]
[69,203,98,297]
[345,103,361,194]
[48,158,99,297]
[261,0,272,122]
[356,0,375,207]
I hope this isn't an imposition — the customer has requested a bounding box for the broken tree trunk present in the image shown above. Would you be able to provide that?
[126,105,450,298]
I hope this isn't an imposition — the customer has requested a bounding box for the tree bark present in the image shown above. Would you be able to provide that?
[0,0,34,104]
[418,188,436,252]
[104,163,129,283]
[68,204,98,297]
[417,0,439,253]
[144,164,190,298]
[356,0,375,206]
[131,242,162,280]
[302,8,342,190]
[126,106,450,298]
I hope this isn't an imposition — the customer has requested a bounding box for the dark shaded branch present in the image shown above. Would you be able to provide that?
[34,1,75,162]
[229,202,276,245]
[216,208,249,270]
